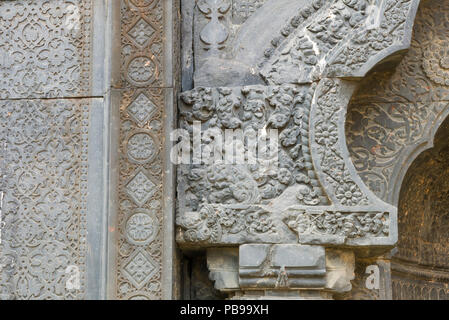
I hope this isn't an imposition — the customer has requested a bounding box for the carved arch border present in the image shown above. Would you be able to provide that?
[389,106,449,207]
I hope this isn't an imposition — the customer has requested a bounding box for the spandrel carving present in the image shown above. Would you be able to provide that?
[347,0,449,205]
[177,84,325,212]
[176,81,398,247]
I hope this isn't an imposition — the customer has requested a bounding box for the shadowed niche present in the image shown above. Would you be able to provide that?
[392,115,449,300]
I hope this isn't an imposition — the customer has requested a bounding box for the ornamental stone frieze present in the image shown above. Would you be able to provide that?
[177,0,421,298]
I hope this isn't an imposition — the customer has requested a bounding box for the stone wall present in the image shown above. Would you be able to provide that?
[0,0,108,299]
[0,0,179,300]
[0,0,448,300]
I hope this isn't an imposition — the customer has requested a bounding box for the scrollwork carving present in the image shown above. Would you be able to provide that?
[312,79,369,206]
[176,203,275,244]
[0,99,89,299]
[284,209,389,242]
[0,0,92,99]
[178,84,326,212]
[346,0,449,204]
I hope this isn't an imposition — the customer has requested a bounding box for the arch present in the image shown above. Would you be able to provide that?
[347,0,449,207]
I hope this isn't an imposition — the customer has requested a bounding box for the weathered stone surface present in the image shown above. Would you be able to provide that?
[176,0,422,251]
[325,249,355,293]
[176,0,423,300]
[111,0,179,300]
[0,98,106,299]
[207,248,239,291]
[336,257,392,300]
[191,0,420,87]
[0,0,93,99]
[239,244,326,289]
[175,80,397,247]
[347,0,449,206]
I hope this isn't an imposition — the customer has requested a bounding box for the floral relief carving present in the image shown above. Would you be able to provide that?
[126,132,158,164]
[126,93,158,127]
[127,18,156,48]
[314,79,369,206]
[126,56,158,86]
[0,0,92,99]
[125,170,157,206]
[178,84,326,214]
[122,250,158,290]
[259,0,416,84]
[260,0,376,84]
[346,0,449,203]
[176,203,276,244]
[121,0,164,88]
[0,99,89,300]
[117,0,169,300]
[176,74,401,246]
[284,209,389,241]
[125,210,159,246]
[328,0,413,74]
[118,90,165,298]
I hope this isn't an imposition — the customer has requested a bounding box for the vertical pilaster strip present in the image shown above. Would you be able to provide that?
[111,0,178,300]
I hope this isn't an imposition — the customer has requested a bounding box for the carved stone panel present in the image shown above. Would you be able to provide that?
[177,0,422,260]
[120,0,166,89]
[0,99,92,299]
[116,88,166,300]
[0,0,93,99]
[175,80,397,248]
[112,0,179,300]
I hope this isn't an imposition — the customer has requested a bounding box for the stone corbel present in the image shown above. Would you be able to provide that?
[205,245,355,299]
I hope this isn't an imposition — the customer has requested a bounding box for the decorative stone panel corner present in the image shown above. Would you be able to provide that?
[176,0,421,299]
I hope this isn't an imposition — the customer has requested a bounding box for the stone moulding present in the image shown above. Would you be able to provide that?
[347,0,449,206]
[176,0,421,251]
[176,203,393,247]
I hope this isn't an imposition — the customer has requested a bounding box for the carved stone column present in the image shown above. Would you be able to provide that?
[177,0,421,299]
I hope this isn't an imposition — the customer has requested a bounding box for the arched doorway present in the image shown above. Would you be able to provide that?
[392,116,449,300]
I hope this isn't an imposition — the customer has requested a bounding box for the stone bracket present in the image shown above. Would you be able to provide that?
[205,245,355,297]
